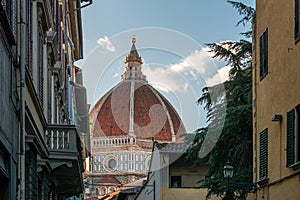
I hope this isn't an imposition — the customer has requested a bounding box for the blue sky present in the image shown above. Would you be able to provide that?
[78,0,255,132]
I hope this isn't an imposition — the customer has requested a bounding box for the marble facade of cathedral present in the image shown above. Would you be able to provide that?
[86,37,186,198]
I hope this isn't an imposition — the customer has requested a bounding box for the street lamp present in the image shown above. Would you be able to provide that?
[223,161,234,200]
[222,161,256,199]
[223,161,234,180]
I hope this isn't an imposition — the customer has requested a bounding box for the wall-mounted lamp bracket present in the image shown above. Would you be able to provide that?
[272,114,282,122]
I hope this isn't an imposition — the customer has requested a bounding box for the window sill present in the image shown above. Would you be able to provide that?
[289,162,300,170]
[257,178,269,187]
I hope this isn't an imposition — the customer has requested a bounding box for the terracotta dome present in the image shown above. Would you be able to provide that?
[90,37,186,142]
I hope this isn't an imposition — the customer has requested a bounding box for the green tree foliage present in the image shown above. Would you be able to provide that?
[185,1,255,199]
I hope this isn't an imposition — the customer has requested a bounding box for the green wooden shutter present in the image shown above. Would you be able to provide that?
[287,109,295,167]
[259,129,268,180]
[264,29,268,76]
[260,29,268,80]
[295,0,300,40]
[259,33,264,79]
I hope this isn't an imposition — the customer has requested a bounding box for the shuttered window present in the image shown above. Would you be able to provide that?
[287,109,295,167]
[287,107,300,167]
[38,171,49,200]
[1,0,11,20]
[259,129,268,180]
[0,0,16,45]
[295,0,300,41]
[296,106,300,163]
[38,26,44,109]
[26,0,33,77]
[25,150,38,200]
[260,29,268,80]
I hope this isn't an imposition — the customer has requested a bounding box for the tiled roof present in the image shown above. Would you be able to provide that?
[122,177,147,187]
[155,142,189,153]
[98,176,121,184]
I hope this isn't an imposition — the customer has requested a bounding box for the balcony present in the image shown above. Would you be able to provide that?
[45,124,84,197]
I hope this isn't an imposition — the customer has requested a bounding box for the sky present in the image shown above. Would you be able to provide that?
[76,0,255,133]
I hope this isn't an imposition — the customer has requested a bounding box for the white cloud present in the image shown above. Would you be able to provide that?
[97,36,116,52]
[169,49,217,79]
[143,64,188,93]
[205,66,231,86]
[142,48,226,94]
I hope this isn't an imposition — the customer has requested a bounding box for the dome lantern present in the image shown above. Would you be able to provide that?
[122,36,146,81]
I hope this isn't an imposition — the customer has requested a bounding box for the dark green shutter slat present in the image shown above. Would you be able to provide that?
[259,129,268,180]
[259,35,263,78]
[287,109,295,167]
[264,29,268,75]
[295,0,299,39]
[260,29,268,79]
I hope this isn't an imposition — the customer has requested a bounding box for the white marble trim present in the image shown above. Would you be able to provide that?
[129,80,135,136]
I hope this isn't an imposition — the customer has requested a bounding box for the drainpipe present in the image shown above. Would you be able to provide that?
[18,0,26,199]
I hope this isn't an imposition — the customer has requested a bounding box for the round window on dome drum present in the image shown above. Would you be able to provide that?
[108,159,117,169]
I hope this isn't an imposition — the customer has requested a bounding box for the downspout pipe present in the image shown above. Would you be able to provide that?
[18,0,26,199]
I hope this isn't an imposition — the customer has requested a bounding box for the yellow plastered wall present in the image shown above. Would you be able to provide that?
[253,0,300,199]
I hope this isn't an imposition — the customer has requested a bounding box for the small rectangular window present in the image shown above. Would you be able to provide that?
[170,176,181,188]
[260,29,268,80]
[259,129,268,180]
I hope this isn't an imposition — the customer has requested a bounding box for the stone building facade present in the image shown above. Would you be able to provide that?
[0,0,18,199]
[0,0,92,199]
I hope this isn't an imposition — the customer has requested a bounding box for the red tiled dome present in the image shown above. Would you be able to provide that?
[90,80,186,141]
[89,38,186,141]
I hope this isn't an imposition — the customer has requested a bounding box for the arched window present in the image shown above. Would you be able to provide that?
[108,187,115,193]
[100,187,107,195]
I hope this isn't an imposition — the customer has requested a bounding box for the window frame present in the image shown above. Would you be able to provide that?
[259,29,268,80]
[0,0,15,45]
[286,106,300,169]
[170,176,182,188]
